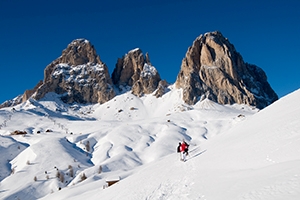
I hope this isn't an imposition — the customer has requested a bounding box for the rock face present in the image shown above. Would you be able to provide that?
[0,80,43,109]
[1,32,278,109]
[175,31,278,109]
[112,48,163,97]
[0,95,23,109]
[23,80,43,102]
[32,39,115,104]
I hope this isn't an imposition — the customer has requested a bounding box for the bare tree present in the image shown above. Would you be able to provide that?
[85,141,90,152]
[98,165,102,174]
[11,167,15,175]
[56,170,61,178]
[68,165,74,177]
[59,172,64,183]
[80,173,87,182]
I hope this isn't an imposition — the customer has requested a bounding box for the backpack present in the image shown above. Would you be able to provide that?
[184,142,189,152]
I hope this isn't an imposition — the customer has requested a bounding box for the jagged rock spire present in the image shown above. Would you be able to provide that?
[31,39,115,104]
[0,32,278,109]
[175,31,278,109]
[112,48,163,97]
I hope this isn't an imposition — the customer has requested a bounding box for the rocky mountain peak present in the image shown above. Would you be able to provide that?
[60,38,102,66]
[31,39,115,104]
[175,31,278,109]
[1,31,278,109]
[112,48,164,97]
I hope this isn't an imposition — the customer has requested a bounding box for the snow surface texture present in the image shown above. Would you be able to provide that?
[0,85,299,200]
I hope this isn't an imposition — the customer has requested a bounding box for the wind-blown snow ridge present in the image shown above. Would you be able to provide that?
[0,87,299,200]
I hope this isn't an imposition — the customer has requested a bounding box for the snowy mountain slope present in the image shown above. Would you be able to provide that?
[0,86,299,200]
[0,135,28,182]
[42,89,300,200]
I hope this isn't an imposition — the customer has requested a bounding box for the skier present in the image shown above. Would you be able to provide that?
[180,140,189,161]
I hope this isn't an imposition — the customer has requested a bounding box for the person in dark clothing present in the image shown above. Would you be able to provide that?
[183,141,189,156]
[177,142,181,153]
[179,140,189,161]
[177,142,181,160]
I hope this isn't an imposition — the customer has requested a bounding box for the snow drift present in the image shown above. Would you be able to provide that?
[0,86,299,200]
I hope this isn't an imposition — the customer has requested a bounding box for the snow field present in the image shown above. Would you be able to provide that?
[0,87,299,200]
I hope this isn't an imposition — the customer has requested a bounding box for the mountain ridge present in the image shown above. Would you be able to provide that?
[0,31,278,109]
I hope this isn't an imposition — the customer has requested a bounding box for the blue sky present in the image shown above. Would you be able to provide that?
[0,0,299,104]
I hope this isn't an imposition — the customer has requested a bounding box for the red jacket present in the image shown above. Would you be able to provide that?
[180,142,187,152]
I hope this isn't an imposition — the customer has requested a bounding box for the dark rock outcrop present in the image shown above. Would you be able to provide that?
[175,31,278,109]
[0,95,23,109]
[154,80,168,98]
[31,39,115,104]
[112,48,163,97]
[23,80,43,102]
